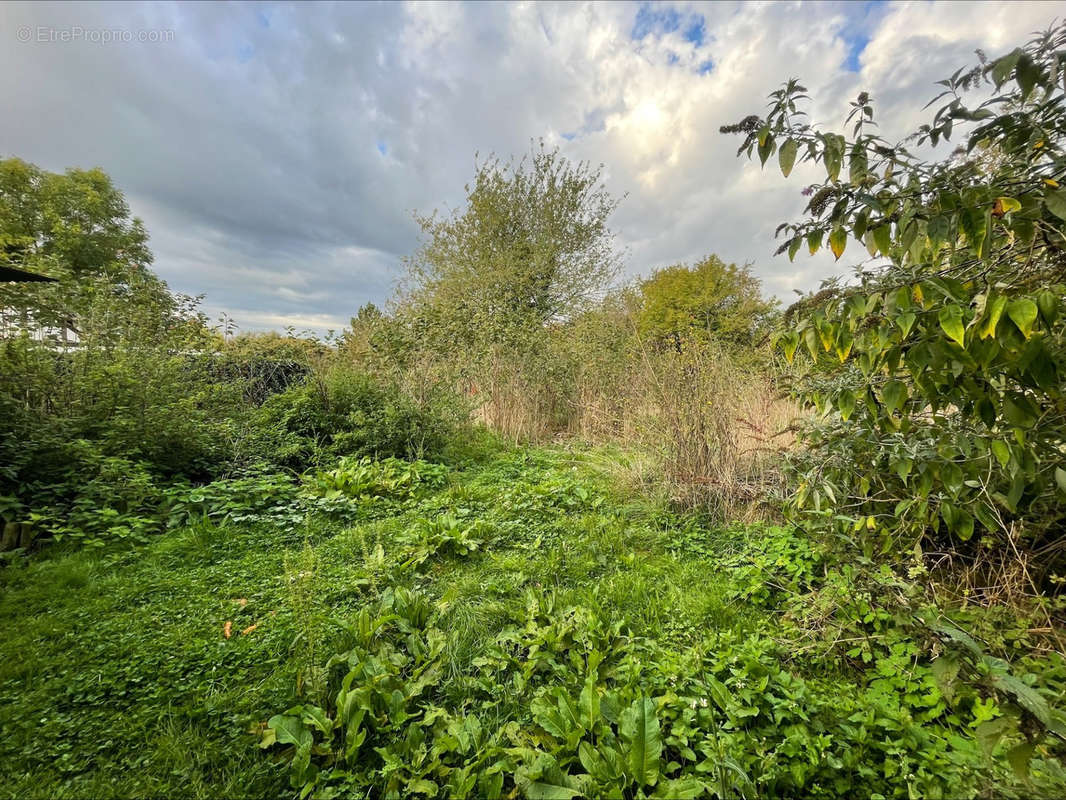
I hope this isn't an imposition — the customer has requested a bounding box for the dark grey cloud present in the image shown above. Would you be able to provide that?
[2,1,1063,331]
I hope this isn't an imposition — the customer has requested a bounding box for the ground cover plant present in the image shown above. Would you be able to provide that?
[0,447,1063,799]
[3,19,1066,800]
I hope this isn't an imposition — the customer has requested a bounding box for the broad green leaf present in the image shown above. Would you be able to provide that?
[848,144,868,185]
[779,138,798,178]
[837,389,856,421]
[896,312,916,338]
[980,294,1008,339]
[975,717,1011,754]
[882,380,907,413]
[992,672,1053,727]
[620,696,662,788]
[1006,298,1038,339]
[1015,53,1041,100]
[991,440,1011,468]
[780,331,799,364]
[579,675,600,732]
[938,304,966,346]
[408,779,439,797]
[1007,742,1036,782]
[991,48,1022,87]
[872,224,892,256]
[829,227,847,260]
[757,133,774,166]
[1004,395,1038,428]
[1044,188,1066,221]
[1036,289,1059,324]
[788,236,802,261]
[268,714,312,749]
[808,229,823,255]
[835,329,853,362]
[823,134,844,181]
[523,783,582,800]
[652,777,706,799]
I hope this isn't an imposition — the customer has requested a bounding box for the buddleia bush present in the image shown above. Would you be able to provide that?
[724,24,1066,591]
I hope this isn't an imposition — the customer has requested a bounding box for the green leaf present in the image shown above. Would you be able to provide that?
[872,224,892,256]
[787,236,802,261]
[881,380,906,413]
[779,139,798,178]
[757,133,775,166]
[1044,188,1066,221]
[1006,299,1038,339]
[975,717,1011,754]
[992,672,1053,727]
[652,777,706,799]
[408,779,439,797]
[579,675,600,733]
[268,714,312,750]
[824,134,844,181]
[1015,53,1041,101]
[848,144,868,185]
[524,783,582,800]
[991,440,1011,468]
[837,389,856,421]
[829,227,847,260]
[807,229,823,256]
[980,294,1007,339]
[1007,742,1036,782]
[896,312,916,338]
[620,696,662,788]
[991,49,1022,87]
[938,304,966,346]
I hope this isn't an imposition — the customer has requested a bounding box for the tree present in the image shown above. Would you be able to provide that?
[723,26,1066,585]
[636,255,777,351]
[398,142,623,354]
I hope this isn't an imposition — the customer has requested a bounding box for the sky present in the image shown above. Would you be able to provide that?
[3,0,1065,334]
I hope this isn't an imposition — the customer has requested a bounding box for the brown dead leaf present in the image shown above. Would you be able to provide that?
[223,620,233,639]
[236,598,248,607]
[241,623,259,636]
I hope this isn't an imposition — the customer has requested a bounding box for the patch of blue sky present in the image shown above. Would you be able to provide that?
[632,3,682,40]
[697,59,714,75]
[684,16,706,47]
[376,141,387,156]
[842,31,869,72]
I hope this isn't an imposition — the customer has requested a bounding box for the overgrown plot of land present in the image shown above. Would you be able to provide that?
[1,448,1056,799]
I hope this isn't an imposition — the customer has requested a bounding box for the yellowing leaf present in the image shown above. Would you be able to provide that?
[779,139,798,178]
[979,294,1008,339]
[829,227,847,260]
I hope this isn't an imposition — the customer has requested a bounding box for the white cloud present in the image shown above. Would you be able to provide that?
[2,0,1063,332]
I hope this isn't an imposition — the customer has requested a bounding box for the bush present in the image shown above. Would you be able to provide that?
[260,367,463,467]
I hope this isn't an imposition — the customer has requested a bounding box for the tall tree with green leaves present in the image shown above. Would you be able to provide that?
[398,142,623,355]
[636,255,777,352]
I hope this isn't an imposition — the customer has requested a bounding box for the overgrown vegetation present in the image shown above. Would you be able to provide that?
[3,21,1066,800]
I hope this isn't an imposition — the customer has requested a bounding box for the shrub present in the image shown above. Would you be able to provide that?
[260,367,462,466]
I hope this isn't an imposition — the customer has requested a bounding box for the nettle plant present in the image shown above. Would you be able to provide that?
[723,24,1066,586]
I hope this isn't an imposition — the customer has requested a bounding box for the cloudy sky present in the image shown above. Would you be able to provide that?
[3,1,1064,333]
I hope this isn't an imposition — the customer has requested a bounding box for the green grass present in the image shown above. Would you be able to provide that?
[0,445,1059,798]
